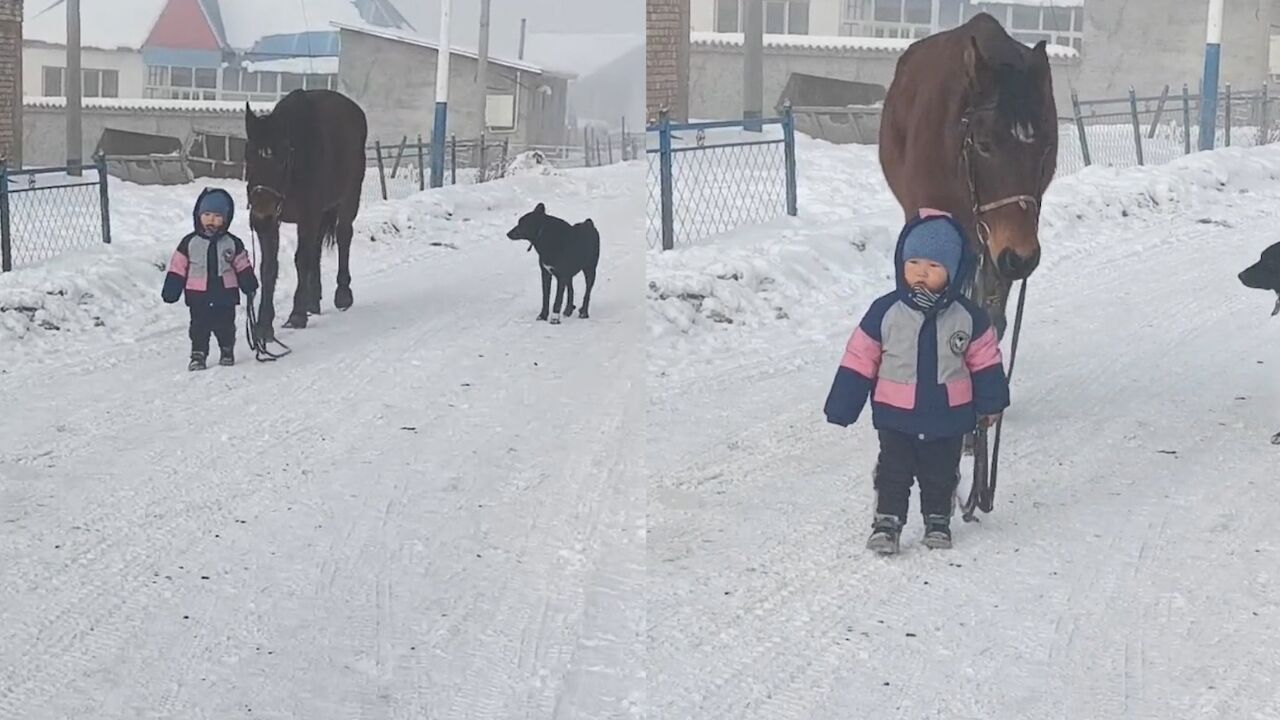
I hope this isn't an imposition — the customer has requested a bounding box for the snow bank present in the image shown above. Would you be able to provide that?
[646,134,1280,375]
[0,163,637,360]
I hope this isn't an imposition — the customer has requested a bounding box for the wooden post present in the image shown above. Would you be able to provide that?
[1182,83,1192,154]
[1128,87,1144,165]
[450,134,458,185]
[417,134,426,190]
[1147,84,1169,139]
[1261,83,1271,145]
[1225,82,1233,146]
[374,140,388,200]
[1071,90,1091,166]
[390,135,407,178]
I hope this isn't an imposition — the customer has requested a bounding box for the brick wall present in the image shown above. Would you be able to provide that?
[0,0,21,165]
[646,0,690,123]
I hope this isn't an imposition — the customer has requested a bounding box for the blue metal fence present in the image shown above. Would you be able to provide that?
[0,153,112,272]
[647,105,798,250]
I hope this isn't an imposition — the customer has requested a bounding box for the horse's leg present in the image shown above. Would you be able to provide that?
[284,221,316,329]
[307,246,322,316]
[579,266,595,319]
[252,218,281,342]
[334,215,355,311]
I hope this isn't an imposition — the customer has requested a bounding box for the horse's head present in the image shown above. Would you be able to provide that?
[960,36,1057,281]
[244,103,294,222]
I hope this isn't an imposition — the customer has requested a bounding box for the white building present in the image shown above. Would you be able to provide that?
[692,0,1085,51]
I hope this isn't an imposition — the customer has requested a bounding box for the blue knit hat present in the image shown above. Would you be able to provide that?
[902,219,963,282]
[196,190,233,220]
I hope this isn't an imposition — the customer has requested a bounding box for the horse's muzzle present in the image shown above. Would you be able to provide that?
[248,186,284,219]
[997,247,1040,281]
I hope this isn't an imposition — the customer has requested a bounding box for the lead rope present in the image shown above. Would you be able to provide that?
[245,224,292,362]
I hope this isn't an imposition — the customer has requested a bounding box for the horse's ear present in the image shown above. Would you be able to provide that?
[964,35,992,93]
[1029,39,1051,78]
[244,103,256,134]
[534,202,546,214]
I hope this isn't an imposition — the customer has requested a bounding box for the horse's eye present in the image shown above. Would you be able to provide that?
[260,147,273,159]
[975,140,994,156]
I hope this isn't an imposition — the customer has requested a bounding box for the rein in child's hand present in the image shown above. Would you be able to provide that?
[979,413,1002,428]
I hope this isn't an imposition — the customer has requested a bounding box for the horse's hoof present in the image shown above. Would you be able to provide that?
[537,313,548,322]
[256,326,276,343]
[578,309,589,319]
[549,314,562,325]
[283,314,308,329]
[335,287,353,311]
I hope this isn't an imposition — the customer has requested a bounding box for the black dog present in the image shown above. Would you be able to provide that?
[507,203,600,324]
[1240,241,1280,317]
[1238,241,1280,444]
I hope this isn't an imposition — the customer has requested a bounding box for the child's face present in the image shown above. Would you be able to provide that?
[200,211,225,234]
[904,258,949,293]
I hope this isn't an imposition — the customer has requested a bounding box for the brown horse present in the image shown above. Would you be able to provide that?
[879,12,1057,337]
[244,89,368,341]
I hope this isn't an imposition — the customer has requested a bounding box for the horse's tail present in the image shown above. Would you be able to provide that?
[320,208,339,249]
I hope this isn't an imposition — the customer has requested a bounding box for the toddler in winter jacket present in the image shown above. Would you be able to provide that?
[161,187,259,371]
[823,211,1011,554]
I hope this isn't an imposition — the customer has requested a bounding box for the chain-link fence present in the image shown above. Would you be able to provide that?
[646,107,798,250]
[1,155,112,271]
[1060,84,1276,175]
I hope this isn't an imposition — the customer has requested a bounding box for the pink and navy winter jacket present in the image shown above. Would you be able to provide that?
[824,214,1011,440]
[161,188,258,307]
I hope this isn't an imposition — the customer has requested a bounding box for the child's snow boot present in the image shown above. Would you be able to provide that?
[219,346,235,366]
[866,513,902,555]
[188,351,207,371]
[922,513,953,549]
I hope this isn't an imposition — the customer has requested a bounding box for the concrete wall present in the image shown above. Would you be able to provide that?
[22,104,246,167]
[22,44,146,97]
[647,0,691,122]
[0,0,20,164]
[338,29,568,148]
[1079,0,1271,98]
[689,43,1081,121]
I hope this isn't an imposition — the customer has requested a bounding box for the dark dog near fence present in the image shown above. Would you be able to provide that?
[506,203,600,324]
[1237,241,1280,444]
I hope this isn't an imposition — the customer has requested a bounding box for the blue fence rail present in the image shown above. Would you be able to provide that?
[0,153,112,272]
[647,106,798,250]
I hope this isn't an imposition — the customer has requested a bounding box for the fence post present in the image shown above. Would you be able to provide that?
[417,134,426,191]
[1182,84,1192,154]
[450,134,458,185]
[1128,87,1144,166]
[621,116,628,160]
[95,152,111,245]
[1225,82,1233,147]
[391,135,408,178]
[479,133,487,183]
[1262,83,1271,145]
[0,161,10,272]
[658,109,675,251]
[1071,90,1091,167]
[583,127,591,167]
[374,140,389,200]
[783,101,798,217]
[1147,84,1170,139]
[500,138,509,178]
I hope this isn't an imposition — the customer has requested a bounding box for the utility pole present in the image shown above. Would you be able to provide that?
[67,0,82,175]
[1198,0,1225,151]
[518,18,527,60]
[430,0,452,188]
[743,0,763,132]
[477,0,490,139]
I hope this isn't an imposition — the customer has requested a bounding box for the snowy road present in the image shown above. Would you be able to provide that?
[648,144,1280,718]
[0,165,644,718]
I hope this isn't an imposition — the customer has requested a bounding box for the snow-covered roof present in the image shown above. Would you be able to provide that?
[691,31,1081,60]
[217,0,407,51]
[332,22,563,77]
[978,0,1084,6]
[23,0,169,51]
[241,56,340,75]
[523,33,643,81]
[24,96,276,114]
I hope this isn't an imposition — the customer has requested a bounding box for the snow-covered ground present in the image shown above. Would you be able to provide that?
[647,135,1280,717]
[0,161,645,718]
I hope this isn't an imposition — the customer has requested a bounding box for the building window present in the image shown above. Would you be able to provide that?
[787,0,809,33]
[1010,5,1040,30]
[762,0,809,33]
[715,0,739,32]
[765,1,785,32]
[903,0,931,24]
[40,66,119,98]
[485,72,520,132]
[873,0,900,22]
[939,0,962,26]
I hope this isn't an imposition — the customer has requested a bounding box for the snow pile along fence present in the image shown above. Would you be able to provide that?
[0,155,112,272]
[646,107,798,250]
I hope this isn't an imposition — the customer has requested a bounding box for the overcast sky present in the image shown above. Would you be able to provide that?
[400,0,643,58]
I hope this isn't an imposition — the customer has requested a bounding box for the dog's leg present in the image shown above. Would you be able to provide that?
[551,275,566,325]
[579,266,596,319]
[538,267,552,321]
[563,275,576,319]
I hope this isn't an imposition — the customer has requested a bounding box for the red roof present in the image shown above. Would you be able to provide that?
[144,0,221,51]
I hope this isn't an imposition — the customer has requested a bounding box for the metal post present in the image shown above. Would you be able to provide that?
[478,132,486,182]
[1182,83,1192,154]
[1147,84,1169,139]
[1225,83,1232,146]
[0,161,10,271]
[621,116,628,160]
[518,18,527,60]
[450,134,458,185]
[430,0,453,188]
[95,152,111,245]
[1261,83,1271,145]
[607,133,614,164]
[583,127,591,167]
[783,102,797,216]
[1128,87,1144,166]
[743,0,763,132]
[1198,0,1225,150]
[1071,90,1091,167]
[67,0,83,176]
[374,140,388,200]
[476,0,491,140]
[417,133,425,190]
[658,109,675,251]
[500,138,509,178]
